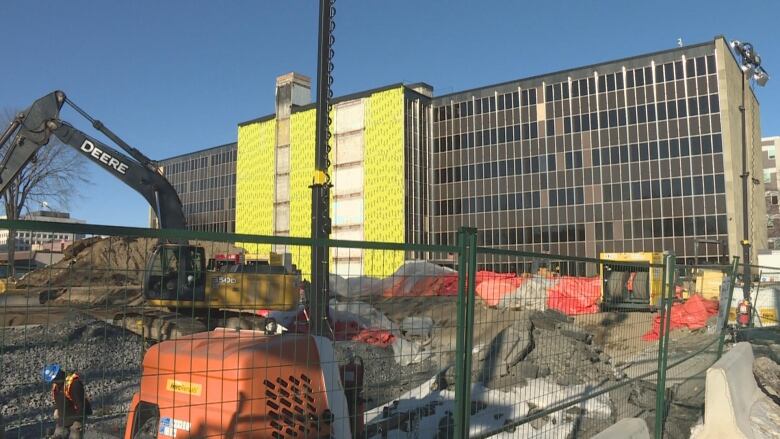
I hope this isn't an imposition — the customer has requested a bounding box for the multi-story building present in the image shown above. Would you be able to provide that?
[430,36,765,273]
[0,210,86,251]
[235,73,432,275]
[763,136,780,249]
[161,36,766,276]
[150,142,237,232]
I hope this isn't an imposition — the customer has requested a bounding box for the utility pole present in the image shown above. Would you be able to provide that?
[739,66,752,318]
[730,39,770,327]
[309,0,335,336]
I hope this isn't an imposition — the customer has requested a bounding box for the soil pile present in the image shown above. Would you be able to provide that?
[17,237,244,288]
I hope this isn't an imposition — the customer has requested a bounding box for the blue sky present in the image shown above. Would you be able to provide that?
[2,0,779,227]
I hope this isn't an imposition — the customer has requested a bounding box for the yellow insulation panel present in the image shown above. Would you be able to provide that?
[363,88,406,277]
[289,109,317,270]
[235,119,275,255]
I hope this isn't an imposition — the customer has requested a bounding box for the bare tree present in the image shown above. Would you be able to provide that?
[1,109,89,277]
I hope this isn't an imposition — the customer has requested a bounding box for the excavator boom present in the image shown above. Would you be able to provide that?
[0,91,186,229]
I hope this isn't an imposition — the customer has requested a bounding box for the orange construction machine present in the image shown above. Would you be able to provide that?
[124,329,365,439]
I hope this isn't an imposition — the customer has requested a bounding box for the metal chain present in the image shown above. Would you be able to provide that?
[318,0,335,238]
[324,0,335,185]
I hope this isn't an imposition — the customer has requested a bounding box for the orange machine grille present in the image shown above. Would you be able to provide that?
[264,373,320,438]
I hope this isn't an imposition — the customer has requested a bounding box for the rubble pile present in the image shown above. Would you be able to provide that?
[755,355,780,404]
[474,309,618,389]
[0,311,143,432]
[332,341,441,410]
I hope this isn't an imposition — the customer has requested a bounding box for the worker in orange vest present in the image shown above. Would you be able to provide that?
[42,364,92,439]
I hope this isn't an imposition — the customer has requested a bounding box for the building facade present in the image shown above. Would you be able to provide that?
[0,210,85,251]
[235,73,432,276]
[159,36,765,275]
[150,142,237,232]
[763,136,780,249]
[430,37,765,272]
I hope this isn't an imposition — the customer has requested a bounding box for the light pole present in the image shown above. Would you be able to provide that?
[730,40,770,327]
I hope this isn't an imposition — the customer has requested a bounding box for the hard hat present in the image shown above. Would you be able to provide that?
[42,364,61,383]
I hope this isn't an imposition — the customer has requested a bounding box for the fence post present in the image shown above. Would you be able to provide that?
[717,257,740,359]
[654,254,676,439]
[453,228,469,439]
[453,227,478,439]
[463,228,478,435]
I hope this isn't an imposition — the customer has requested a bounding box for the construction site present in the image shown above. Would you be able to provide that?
[0,230,778,438]
[2,2,780,439]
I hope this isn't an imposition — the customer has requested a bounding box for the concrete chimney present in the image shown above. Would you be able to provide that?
[275,72,312,118]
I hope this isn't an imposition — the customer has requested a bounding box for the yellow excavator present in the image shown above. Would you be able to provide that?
[0,91,302,336]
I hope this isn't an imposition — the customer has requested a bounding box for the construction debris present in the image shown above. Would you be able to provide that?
[754,356,780,404]
[330,299,431,366]
[5,249,775,438]
[364,374,613,438]
[400,316,434,339]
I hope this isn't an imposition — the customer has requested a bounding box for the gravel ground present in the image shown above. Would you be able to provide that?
[3,296,772,438]
[1,311,144,437]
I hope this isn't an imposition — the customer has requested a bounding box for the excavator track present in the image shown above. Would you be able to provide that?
[112,307,282,342]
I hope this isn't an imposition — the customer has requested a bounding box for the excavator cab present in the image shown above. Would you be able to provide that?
[145,244,206,301]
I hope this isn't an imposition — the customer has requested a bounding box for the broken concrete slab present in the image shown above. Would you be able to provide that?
[592,418,649,439]
[475,321,534,383]
[391,336,431,367]
[400,316,433,339]
[754,356,780,404]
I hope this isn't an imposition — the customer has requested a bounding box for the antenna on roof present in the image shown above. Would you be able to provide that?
[677,38,683,48]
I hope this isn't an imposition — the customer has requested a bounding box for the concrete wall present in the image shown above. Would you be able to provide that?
[715,38,767,262]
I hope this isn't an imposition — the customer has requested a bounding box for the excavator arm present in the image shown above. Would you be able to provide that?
[0,90,186,229]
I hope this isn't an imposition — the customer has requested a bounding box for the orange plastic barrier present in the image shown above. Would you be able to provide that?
[546,277,602,315]
[473,272,526,307]
[642,295,719,341]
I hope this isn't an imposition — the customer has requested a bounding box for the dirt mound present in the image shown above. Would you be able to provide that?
[17,237,244,288]
[18,237,156,287]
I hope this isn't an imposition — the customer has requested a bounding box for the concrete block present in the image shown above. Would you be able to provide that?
[400,316,433,338]
[692,342,780,439]
[477,322,533,382]
[591,418,649,439]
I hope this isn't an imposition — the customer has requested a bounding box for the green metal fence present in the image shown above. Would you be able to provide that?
[0,220,751,438]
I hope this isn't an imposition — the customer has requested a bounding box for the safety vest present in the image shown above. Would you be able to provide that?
[52,373,81,408]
